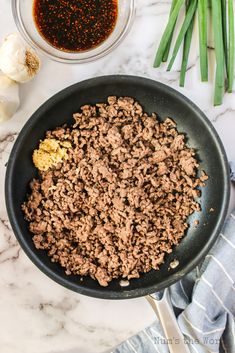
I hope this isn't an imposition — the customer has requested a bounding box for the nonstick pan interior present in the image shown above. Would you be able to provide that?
[5,75,230,299]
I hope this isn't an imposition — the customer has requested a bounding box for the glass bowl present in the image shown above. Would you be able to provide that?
[12,0,135,63]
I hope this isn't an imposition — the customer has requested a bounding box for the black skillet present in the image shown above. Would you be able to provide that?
[5,75,230,299]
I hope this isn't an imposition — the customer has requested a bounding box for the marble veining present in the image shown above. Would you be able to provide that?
[1,0,235,352]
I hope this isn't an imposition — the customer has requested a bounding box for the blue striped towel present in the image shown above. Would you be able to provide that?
[114,162,235,353]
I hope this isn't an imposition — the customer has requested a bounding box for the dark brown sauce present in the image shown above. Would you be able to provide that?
[33,0,118,53]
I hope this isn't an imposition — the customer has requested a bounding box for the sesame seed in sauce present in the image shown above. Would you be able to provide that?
[33,0,118,52]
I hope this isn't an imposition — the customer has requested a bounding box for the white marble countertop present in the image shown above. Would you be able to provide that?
[1,1,235,353]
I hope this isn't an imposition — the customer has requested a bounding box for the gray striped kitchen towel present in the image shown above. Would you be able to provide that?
[114,163,235,353]
[230,161,235,182]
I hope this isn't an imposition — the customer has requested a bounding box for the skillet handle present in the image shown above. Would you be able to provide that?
[146,290,190,353]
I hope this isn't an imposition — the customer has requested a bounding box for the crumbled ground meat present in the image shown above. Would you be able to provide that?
[22,97,208,287]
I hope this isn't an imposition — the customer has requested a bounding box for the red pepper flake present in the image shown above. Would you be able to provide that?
[33,0,118,52]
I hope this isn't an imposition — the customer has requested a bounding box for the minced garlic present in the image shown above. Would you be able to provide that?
[33,138,71,171]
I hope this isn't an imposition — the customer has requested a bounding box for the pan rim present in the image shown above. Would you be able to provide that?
[5,75,230,299]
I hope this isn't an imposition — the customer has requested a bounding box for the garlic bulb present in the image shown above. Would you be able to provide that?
[0,33,41,83]
[0,72,20,122]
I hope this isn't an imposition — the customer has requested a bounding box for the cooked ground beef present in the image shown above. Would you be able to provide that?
[22,97,208,287]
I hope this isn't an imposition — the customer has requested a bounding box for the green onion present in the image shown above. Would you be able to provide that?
[221,0,228,75]
[198,0,208,81]
[228,0,234,93]
[154,0,185,67]
[180,0,195,86]
[167,0,198,71]
[211,0,225,106]
[162,0,178,62]
[153,0,233,105]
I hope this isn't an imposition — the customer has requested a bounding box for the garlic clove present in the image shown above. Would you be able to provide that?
[0,33,41,83]
[0,72,20,122]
